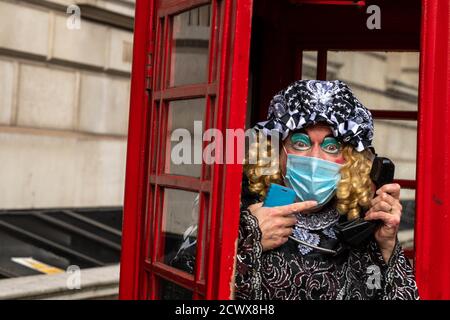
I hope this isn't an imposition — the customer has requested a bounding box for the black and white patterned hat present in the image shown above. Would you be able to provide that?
[254,80,374,152]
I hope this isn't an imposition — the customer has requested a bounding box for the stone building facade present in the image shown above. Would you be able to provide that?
[0,0,135,209]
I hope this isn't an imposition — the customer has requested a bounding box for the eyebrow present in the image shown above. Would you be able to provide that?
[292,131,336,141]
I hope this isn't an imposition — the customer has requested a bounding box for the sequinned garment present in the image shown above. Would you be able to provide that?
[235,202,419,300]
[235,183,419,300]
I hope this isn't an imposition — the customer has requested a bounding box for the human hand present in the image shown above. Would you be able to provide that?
[364,183,402,263]
[248,200,318,251]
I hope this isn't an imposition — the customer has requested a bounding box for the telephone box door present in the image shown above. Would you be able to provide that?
[120,0,254,299]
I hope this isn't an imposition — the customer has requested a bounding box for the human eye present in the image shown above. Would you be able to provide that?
[321,137,341,154]
[290,133,311,151]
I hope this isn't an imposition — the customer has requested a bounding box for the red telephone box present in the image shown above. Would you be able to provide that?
[120,0,450,299]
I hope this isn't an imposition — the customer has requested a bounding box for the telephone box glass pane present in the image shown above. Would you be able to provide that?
[159,278,193,300]
[399,189,415,251]
[162,188,199,275]
[327,51,419,111]
[372,119,417,180]
[301,51,318,79]
[169,4,212,87]
[166,98,205,178]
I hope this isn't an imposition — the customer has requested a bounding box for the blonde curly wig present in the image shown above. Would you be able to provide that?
[244,135,374,220]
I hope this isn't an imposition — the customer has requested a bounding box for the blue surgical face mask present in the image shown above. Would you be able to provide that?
[283,151,342,206]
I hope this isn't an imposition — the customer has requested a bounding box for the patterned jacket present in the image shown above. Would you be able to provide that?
[235,179,419,300]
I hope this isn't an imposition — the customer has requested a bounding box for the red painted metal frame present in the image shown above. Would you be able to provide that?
[119,0,154,299]
[371,110,418,121]
[120,0,253,300]
[148,0,219,299]
[415,0,450,300]
[289,0,366,5]
[210,0,253,299]
[316,50,328,80]
[395,179,416,190]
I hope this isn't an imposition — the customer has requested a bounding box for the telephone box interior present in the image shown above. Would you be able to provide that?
[246,0,421,245]
[247,0,421,126]
[121,0,426,300]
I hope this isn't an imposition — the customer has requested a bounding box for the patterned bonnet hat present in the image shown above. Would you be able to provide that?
[254,80,374,152]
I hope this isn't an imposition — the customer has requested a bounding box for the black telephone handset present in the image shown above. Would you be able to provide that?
[370,157,395,191]
[335,157,395,248]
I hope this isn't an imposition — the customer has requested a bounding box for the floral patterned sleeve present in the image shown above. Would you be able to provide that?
[366,239,420,300]
[234,209,263,300]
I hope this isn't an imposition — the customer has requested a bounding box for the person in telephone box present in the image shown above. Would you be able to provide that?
[236,79,419,300]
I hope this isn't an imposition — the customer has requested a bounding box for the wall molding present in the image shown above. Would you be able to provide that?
[0,48,131,79]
